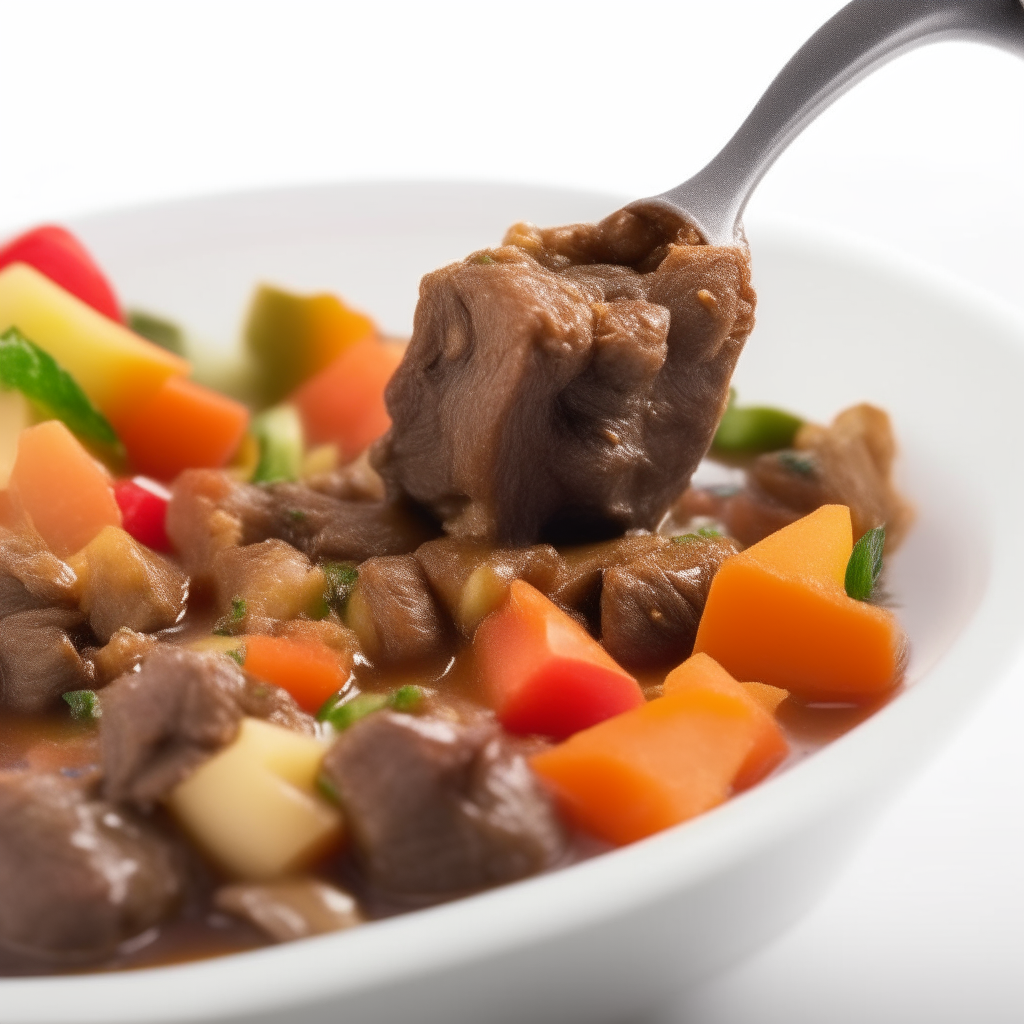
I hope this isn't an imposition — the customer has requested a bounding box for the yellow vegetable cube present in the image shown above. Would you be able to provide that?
[0,263,189,428]
[169,718,341,880]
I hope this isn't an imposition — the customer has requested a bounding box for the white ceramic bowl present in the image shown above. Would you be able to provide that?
[3,182,1023,1024]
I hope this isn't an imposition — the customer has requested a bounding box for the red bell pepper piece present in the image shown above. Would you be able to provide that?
[113,477,171,552]
[474,580,645,740]
[0,225,122,322]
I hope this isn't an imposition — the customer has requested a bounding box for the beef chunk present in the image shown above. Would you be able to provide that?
[101,648,246,806]
[374,206,755,545]
[698,403,914,551]
[0,608,92,713]
[101,647,315,806]
[0,773,181,962]
[85,627,159,686]
[600,534,737,668]
[215,880,362,942]
[68,526,188,643]
[167,470,436,591]
[212,539,326,630]
[322,712,566,897]
[305,450,385,503]
[0,526,78,618]
[347,555,448,664]
[415,538,564,636]
[552,534,671,614]
[165,469,244,586]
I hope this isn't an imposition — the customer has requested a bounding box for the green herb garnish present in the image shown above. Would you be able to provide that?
[672,525,723,544]
[0,327,117,444]
[322,562,359,613]
[288,508,307,522]
[213,596,248,636]
[777,451,818,478]
[62,689,101,720]
[251,404,304,484]
[712,389,803,455]
[845,526,886,601]
[389,684,425,713]
[225,646,246,666]
[127,309,187,355]
[474,253,496,265]
[317,692,388,730]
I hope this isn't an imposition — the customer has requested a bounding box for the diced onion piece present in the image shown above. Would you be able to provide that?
[168,718,340,880]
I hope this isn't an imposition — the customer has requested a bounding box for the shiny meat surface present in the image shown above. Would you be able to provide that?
[0,608,92,714]
[374,207,755,545]
[600,534,737,668]
[0,773,181,962]
[322,712,566,897]
[101,648,313,806]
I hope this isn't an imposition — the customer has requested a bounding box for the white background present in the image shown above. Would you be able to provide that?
[2,2,1023,1021]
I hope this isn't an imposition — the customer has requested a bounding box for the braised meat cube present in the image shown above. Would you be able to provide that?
[101,647,315,806]
[0,608,92,713]
[165,469,244,585]
[212,539,326,631]
[0,773,181,962]
[347,555,448,664]
[321,712,566,897]
[0,525,78,613]
[600,534,738,668]
[374,207,755,545]
[552,534,670,615]
[415,538,564,636]
[305,450,385,503]
[85,627,160,686]
[214,879,362,942]
[68,526,188,642]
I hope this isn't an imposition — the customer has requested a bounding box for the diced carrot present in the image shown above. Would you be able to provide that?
[242,634,353,714]
[475,579,644,740]
[693,504,907,703]
[112,375,250,482]
[740,681,790,715]
[662,653,789,791]
[291,337,404,461]
[531,656,788,845]
[8,420,121,556]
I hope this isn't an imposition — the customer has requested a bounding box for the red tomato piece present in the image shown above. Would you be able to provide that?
[113,477,171,552]
[0,225,122,322]
[474,580,645,740]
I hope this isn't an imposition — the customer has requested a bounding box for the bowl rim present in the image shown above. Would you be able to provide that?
[3,180,1024,1023]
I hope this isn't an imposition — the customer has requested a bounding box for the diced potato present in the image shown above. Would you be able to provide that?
[458,563,512,635]
[188,634,246,660]
[168,717,340,880]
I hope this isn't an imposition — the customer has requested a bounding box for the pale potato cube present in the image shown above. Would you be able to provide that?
[458,563,512,635]
[169,718,340,880]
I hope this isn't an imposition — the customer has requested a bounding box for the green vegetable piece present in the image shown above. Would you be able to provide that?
[225,647,245,667]
[672,525,723,545]
[317,692,388,731]
[844,525,886,601]
[322,562,359,612]
[127,309,187,356]
[317,773,341,804]
[0,327,117,444]
[62,689,101,720]
[251,404,304,484]
[713,393,803,454]
[777,451,817,477]
[389,684,424,713]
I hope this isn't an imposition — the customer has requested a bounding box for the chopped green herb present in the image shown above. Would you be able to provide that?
[317,773,340,804]
[777,451,818,477]
[389,684,425,713]
[845,526,886,601]
[712,390,803,455]
[252,404,304,484]
[322,562,359,612]
[213,596,248,636]
[127,309,187,355]
[288,508,307,522]
[225,647,246,666]
[0,327,117,444]
[62,689,101,720]
[317,691,388,731]
[672,525,723,544]
[474,253,496,265]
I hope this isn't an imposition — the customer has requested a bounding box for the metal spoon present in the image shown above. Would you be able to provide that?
[631,0,1024,246]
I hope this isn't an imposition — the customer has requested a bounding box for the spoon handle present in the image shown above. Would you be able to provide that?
[646,0,1024,245]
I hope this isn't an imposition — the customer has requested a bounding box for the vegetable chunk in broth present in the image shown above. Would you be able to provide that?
[0,216,911,973]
